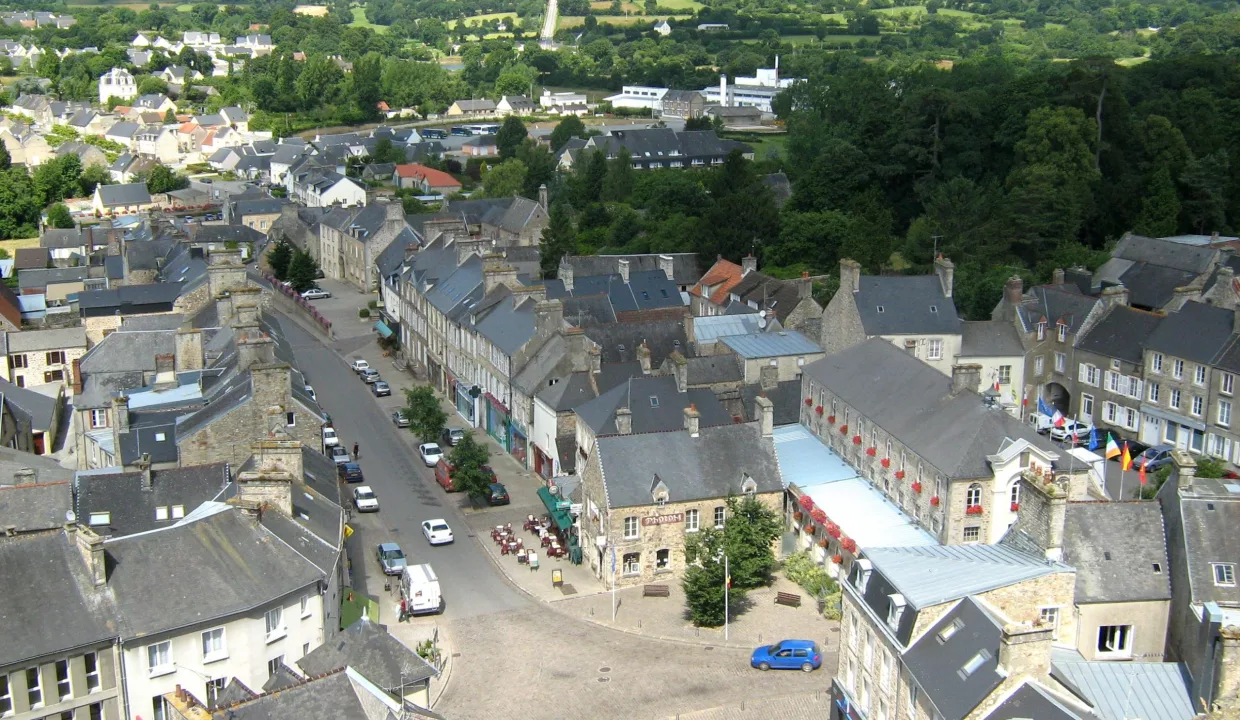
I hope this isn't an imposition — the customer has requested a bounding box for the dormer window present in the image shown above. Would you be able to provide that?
[886,593,906,630]
[853,558,872,593]
[1037,322,1046,341]
[741,475,757,495]
[1057,323,1067,342]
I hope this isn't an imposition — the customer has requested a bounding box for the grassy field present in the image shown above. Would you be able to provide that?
[659,0,704,9]
[349,6,389,32]
[561,13,688,27]
[0,238,40,255]
[448,11,517,28]
[590,1,643,11]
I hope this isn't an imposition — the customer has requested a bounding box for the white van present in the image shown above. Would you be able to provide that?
[401,564,443,616]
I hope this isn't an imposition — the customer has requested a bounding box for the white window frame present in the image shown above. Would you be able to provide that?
[1148,382,1160,403]
[0,674,10,716]
[90,409,108,428]
[1195,365,1207,386]
[1173,359,1184,379]
[1214,563,1237,587]
[1039,606,1060,640]
[300,594,312,618]
[1036,323,1045,341]
[1152,353,1163,373]
[1081,394,1094,418]
[147,641,173,677]
[1193,395,1204,417]
[1096,625,1133,658]
[1170,388,1181,410]
[963,526,980,543]
[998,365,1011,384]
[1223,373,1235,396]
[685,509,699,532]
[1219,400,1232,428]
[1057,324,1067,342]
[202,628,227,663]
[54,659,70,701]
[1054,352,1066,373]
[84,652,100,692]
[265,607,285,643]
[927,339,943,361]
[713,506,725,529]
[1035,356,1044,375]
[621,552,640,575]
[623,516,638,539]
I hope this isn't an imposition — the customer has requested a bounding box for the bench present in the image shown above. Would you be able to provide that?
[643,584,670,598]
[775,591,802,608]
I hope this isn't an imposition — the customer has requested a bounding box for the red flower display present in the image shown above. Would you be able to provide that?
[805,397,813,406]
[881,457,891,468]
[832,554,843,564]
[841,537,857,553]
[839,424,848,434]
[827,523,841,539]
[911,481,923,494]
[811,508,827,524]
[966,505,983,515]
[1010,502,1021,512]
[792,511,803,522]
[827,415,836,424]
[804,524,816,534]
[930,495,941,507]
[817,538,829,548]
[852,435,862,445]
[816,406,824,415]
[798,495,814,511]
[866,447,877,456]
[895,470,906,480]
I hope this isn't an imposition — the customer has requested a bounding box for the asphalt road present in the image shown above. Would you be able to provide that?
[270,312,527,620]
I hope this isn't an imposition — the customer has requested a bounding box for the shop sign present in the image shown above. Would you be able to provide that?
[642,512,684,526]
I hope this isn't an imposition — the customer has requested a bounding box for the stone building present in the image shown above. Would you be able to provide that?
[1,326,88,394]
[577,400,782,587]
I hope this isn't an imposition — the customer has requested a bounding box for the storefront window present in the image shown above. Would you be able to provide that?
[622,552,640,575]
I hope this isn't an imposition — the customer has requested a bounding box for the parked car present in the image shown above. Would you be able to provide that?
[435,460,495,492]
[304,385,317,403]
[329,445,350,465]
[1133,444,1175,471]
[377,542,406,575]
[421,519,454,545]
[322,426,340,448]
[1050,420,1093,443]
[419,443,443,467]
[350,358,370,373]
[392,410,411,428]
[301,288,331,300]
[372,380,391,397]
[353,485,379,512]
[360,368,380,384]
[440,427,465,446]
[485,482,510,506]
[338,462,364,483]
[750,640,822,672]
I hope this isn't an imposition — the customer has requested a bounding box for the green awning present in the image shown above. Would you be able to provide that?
[374,321,393,338]
[537,486,574,532]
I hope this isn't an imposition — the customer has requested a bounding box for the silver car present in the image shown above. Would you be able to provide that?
[360,368,380,384]
[329,445,350,465]
[392,410,411,428]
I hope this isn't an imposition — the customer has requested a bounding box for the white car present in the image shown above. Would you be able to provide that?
[350,358,370,373]
[323,427,339,447]
[353,486,379,513]
[422,519,454,545]
[418,443,443,467]
[1050,420,1093,443]
[301,288,331,300]
[305,385,317,403]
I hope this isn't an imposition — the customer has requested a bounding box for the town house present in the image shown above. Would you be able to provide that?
[2,327,87,393]
[1069,288,1161,436]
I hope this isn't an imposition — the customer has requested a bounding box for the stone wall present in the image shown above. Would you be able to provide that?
[84,315,123,347]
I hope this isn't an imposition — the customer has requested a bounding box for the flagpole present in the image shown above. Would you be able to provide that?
[724,553,729,642]
[611,544,616,622]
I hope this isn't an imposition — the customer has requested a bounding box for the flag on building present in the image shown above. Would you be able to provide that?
[1038,397,1053,417]
[1139,462,1147,486]
[1121,442,1133,471]
[1105,433,1121,460]
[1051,409,1066,427]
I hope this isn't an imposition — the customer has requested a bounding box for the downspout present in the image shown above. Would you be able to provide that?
[116,636,131,720]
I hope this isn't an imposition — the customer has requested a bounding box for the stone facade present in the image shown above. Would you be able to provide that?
[3,329,88,394]
[0,640,123,720]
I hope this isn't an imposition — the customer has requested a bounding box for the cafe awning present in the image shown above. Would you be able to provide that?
[374,321,393,338]
[537,486,574,532]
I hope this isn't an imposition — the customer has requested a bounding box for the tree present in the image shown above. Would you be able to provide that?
[539,202,576,278]
[481,159,527,198]
[1134,167,1181,238]
[286,248,320,292]
[447,434,492,501]
[1178,150,1229,234]
[45,203,74,229]
[682,494,781,625]
[601,149,634,202]
[137,76,169,96]
[145,165,188,194]
[163,108,177,124]
[0,143,9,172]
[516,141,556,199]
[371,137,405,165]
[352,53,384,121]
[548,115,586,152]
[682,522,743,627]
[78,165,110,197]
[495,116,528,160]
[266,238,294,280]
[403,386,446,441]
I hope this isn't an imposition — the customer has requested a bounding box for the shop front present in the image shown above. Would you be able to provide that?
[485,392,511,451]
[536,486,583,565]
[509,419,529,467]
[829,679,867,720]
[534,444,555,479]
[454,380,476,426]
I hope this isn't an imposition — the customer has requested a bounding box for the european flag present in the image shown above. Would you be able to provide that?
[1037,397,1053,417]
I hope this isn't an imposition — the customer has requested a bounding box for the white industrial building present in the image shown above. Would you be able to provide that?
[699,62,800,113]
[604,85,668,112]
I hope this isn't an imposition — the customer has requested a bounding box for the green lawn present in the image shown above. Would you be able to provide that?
[448,11,517,28]
[561,14,680,27]
[659,0,704,9]
[349,6,389,31]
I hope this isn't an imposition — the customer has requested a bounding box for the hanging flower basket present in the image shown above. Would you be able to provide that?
[966,505,983,515]
[866,447,877,456]
[895,470,906,480]
[881,457,890,468]
[792,510,803,522]
[817,538,829,548]
[839,424,848,434]
[827,415,836,424]
[841,537,857,553]
[911,481,923,494]
[798,495,814,511]
[805,397,813,406]
[852,435,862,445]
[1010,502,1020,512]
[930,495,940,507]
[832,554,843,564]
[804,524,816,534]
[815,406,824,416]
[827,523,841,539]
[811,508,827,524]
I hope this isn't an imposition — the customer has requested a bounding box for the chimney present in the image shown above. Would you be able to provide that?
[13,468,36,486]
[382,196,404,236]
[175,327,204,371]
[658,254,675,283]
[684,403,700,437]
[154,352,175,380]
[636,342,651,374]
[755,394,773,437]
[138,454,153,491]
[589,344,601,375]
[234,301,260,326]
[565,327,589,371]
[950,363,982,395]
[237,334,277,370]
[1171,448,1197,490]
[719,73,728,108]
[998,623,1054,679]
[798,270,812,300]
[1169,285,1197,312]
[252,436,304,478]
[759,364,779,391]
[454,237,484,267]
[741,254,757,277]
[72,358,83,394]
[1216,625,1240,705]
[934,255,955,298]
[1101,283,1129,308]
[669,350,687,392]
[214,292,234,326]
[1052,268,1065,285]
[615,406,632,435]
[1004,276,1023,307]
[113,394,130,433]
[536,299,564,335]
[839,258,861,294]
[538,183,548,210]
[74,525,107,587]
[558,256,574,290]
[235,470,294,517]
[483,257,519,294]
[618,258,630,284]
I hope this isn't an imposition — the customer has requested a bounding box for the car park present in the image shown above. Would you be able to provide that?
[1050,420,1093,443]
[421,519,454,545]
[329,445,350,465]
[338,462,364,483]
[419,443,443,467]
[377,542,406,575]
[301,288,331,300]
[350,358,370,373]
[371,380,391,397]
[360,368,380,384]
[485,482,510,506]
[353,485,379,512]
[392,410,411,428]
[421,128,447,139]
[750,640,822,672]
[440,427,465,446]
[322,426,339,447]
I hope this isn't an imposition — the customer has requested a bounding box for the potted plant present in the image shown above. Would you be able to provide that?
[798,495,814,511]
[805,397,813,406]
[966,505,983,515]
[852,435,862,445]
[930,495,940,507]
[1010,502,1020,512]
[811,508,827,524]
[827,523,841,539]
[841,537,857,553]
[793,510,803,522]
[866,447,877,456]
[816,405,824,415]
[804,524,816,534]
[881,457,890,468]
[895,470,906,480]
[817,538,829,548]
[827,415,836,424]
[832,554,843,564]
[839,424,848,434]
[911,481,923,494]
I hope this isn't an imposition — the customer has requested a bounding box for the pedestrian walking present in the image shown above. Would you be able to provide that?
[353,441,360,459]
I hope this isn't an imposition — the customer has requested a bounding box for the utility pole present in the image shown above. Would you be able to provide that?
[931,234,943,259]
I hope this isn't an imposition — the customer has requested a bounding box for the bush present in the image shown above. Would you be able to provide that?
[783,551,841,619]
[358,308,370,319]
[367,299,378,309]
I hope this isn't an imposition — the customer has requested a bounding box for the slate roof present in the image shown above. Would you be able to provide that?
[1112,232,1217,274]
[685,355,742,385]
[1074,305,1164,364]
[0,452,74,533]
[575,374,731,436]
[563,253,702,287]
[737,379,803,426]
[79,328,175,376]
[0,376,59,429]
[297,617,438,689]
[1051,649,1195,720]
[119,408,186,464]
[726,270,805,322]
[0,530,120,667]
[853,274,962,336]
[14,246,48,270]
[560,294,617,327]
[987,680,1096,720]
[958,320,1025,358]
[374,227,420,279]
[105,503,323,637]
[1015,285,1101,335]
[77,283,185,315]
[73,463,231,538]
[902,597,1005,720]
[1062,502,1171,604]
[802,338,1058,479]
[860,544,1072,609]
[6,326,86,353]
[594,421,781,508]
[721,330,820,358]
[1174,485,1240,607]
[1144,301,1236,365]
[582,318,692,365]
[97,182,152,208]
[453,99,497,112]
[213,668,409,720]
[18,265,88,291]
[536,371,598,412]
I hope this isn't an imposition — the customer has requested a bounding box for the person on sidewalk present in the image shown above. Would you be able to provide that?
[353,441,360,459]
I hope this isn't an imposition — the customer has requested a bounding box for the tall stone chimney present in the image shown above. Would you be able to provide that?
[252,436,304,479]
[755,394,773,437]
[934,255,955,298]
[234,470,294,517]
[237,333,277,371]
[950,364,982,394]
[175,327,204,371]
[535,299,565,335]
[111,394,130,454]
[998,623,1054,679]
[72,358,83,394]
[658,254,675,283]
[589,344,601,375]
[741,255,757,277]
[206,248,246,298]
[839,259,861,294]
[382,196,404,236]
[483,256,519,294]
[684,403,700,438]
[798,270,812,300]
[74,526,107,587]
[138,454,153,492]
[615,406,632,435]
[636,342,651,374]
[558,256,574,291]
[538,184,548,210]
[618,258,630,284]
[759,364,779,391]
[669,350,687,392]
[1052,268,1065,285]
[1101,284,1130,309]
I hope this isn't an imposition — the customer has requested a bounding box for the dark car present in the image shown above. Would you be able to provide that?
[338,462,364,483]
[371,380,391,397]
[485,482,510,506]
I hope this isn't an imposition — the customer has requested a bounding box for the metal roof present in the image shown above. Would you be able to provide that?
[772,424,859,487]
[804,478,938,549]
[1051,649,1197,720]
[693,314,763,343]
[720,329,821,358]
[862,544,1072,609]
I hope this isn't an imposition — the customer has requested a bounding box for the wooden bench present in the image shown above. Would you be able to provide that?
[775,591,802,608]
[643,584,670,598]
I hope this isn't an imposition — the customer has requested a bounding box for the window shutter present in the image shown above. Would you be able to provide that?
[1078,363,1088,382]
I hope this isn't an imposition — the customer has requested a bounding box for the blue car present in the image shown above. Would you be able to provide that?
[751,640,822,672]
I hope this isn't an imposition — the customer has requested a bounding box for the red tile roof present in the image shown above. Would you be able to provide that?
[394,163,462,189]
[691,258,744,304]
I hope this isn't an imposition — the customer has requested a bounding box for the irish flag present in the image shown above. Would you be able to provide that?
[1105,433,1121,460]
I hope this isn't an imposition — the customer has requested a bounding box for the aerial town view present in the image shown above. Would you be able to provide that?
[0,0,1236,718]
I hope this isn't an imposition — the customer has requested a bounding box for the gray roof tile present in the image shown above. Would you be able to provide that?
[1074,305,1163,364]
[861,544,1072,609]
[902,597,1005,720]
[1062,502,1171,603]
[1143,301,1236,365]
[854,275,962,336]
[73,463,231,538]
[297,618,438,689]
[958,320,1025,358]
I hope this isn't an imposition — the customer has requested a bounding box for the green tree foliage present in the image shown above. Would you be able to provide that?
[286,248,320,292]
[145,165,189,194]
[539,202,576,279]
[403,386,447,441]
[1135,167,1181,238]
[352,53,384,121]
[481,159,527,198]
[78,165,111,197]
[682,495,781,626]
[1178,151,1229,234]
[46,203,74,229]
[448,434,492,501]
[137,76,169,96]
[601,149,634,202]
[495,116,528,160]
[516,141,556,199]
[0,169,41,240]
[371,138,406,165]
[266,238,294,281]
[0,143,9,172]
[682,527,738,627]
[33,155,82,206]
[548,115,586,152]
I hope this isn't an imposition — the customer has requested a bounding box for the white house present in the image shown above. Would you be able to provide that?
[98,67,137,105]
[604,86,668,111]
[540,89,588,108]
[301,170,367,208]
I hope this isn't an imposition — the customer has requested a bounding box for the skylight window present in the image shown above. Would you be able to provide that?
[649,396,659,408]
[937,619,963,644]
[958,650,991,679]
[876,306,885,313]
[929,305,938,313]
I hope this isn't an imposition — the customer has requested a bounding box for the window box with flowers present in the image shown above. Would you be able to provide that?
[811,508,827,524]
[803,524,816,534]
[839,424,848,434]
[895,470,905,480]
[965,505,984,515]
[911,481,923,494]
[792,511,803,522]
[866,447,877,456]
[815,406,824,416]
[832,554,843,564]
[1010,502,1020,512]
[805,397,813,406]
[827,522,841,539]
[841,537,857,553]
[881,457,890,468]
[817,538,829,548]
[930,496,940,507]
[798,495,814,511]
[852,435,862,445]
[827,415,836,424]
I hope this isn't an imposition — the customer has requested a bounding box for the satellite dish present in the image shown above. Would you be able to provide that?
[758,310,768,329]
[66,511,76,523]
